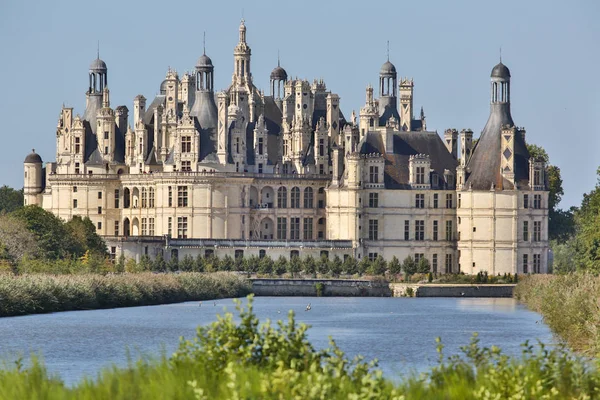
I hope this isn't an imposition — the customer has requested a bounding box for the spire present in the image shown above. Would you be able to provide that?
[386,40,389,61]
[277,49,280,67]
[97,40,99,59]
[239,17,246,43]
[203,31,206,55]
[499,46,502,63]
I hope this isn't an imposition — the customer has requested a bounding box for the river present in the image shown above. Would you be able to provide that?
[0,297,553,386]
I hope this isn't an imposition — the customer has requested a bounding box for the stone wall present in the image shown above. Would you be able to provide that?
[251,278,392,297]
[389,283,515,298]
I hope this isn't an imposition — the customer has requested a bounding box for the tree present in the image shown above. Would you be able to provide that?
[11,205,75,259]
[115,254,125,273]
[317,255,329,275]
[288,256,302,278]
[330,256,343,277]
[367,256,387,276]
[244,255,260,276]
[167,255,179,272]
[342,256,358,275]
[65,216,107,256]
[258,256,274,275]
[194,254,205,272]
[0,185,23,214]
[179,254,195,272]
[402,256,417,277]
[274,256,288,276]
[388,256,402,276]
[152,253,167,272]
[219,255,234,271]
[0,214,40,264]
[139,254,152,271]
[357,257,370,275]
[303,255,317,277]
[417,257,431,274]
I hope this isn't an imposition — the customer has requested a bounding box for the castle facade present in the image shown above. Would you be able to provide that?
[24,20,549,274]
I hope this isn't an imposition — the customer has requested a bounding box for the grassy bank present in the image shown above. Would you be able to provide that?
[514,273,600,355]
[0,272,251,317]
[0,296,597,399]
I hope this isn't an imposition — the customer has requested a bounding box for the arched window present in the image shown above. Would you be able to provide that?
[123,188,131,209]
[290,187,300,209]
[303,187,313,208]
[277,187,287,208]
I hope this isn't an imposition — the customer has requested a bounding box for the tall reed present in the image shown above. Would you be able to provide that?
[0,272,251,317]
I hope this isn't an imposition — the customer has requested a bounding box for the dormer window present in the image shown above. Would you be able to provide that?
[416,167,425,184]
[369,166,379,183]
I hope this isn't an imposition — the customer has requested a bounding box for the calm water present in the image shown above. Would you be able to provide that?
[0,297,553,385]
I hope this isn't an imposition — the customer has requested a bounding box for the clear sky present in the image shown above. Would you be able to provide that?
[0,0,598,208]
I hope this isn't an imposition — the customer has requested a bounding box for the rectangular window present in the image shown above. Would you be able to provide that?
[415,194,425,209]
[73,186,78,193]
[533,221,541,242]
[446,193,453,208]
[141,218,147,236]
[404,220,410,240]
[290,217,300,240]
[534,194,542,209]
[369,166,379,183]
[149,188,154,208]
[416,167,425,184]
[258,163,263,174]
[235,249,244,259]
[114,220,119,236]
[177,216,188,238]
[319,139,325,157]
[523,254,528,274]
[181,136,191,153]
[303,188,313,208]
[534,170,541,186]
[149,218,155,236]
[277,217,287,240]
[415,220,424,241]
[368,253,378,261]
[524,194,529,209]
[277,188,287,208]
[104,131,109,140]
[177,186,188,207]
[259,249,266,259]
[319,164,324,175]
[369,193,379,208]
[433,220,439,241]
[433,193,438,209]
[458,193,461,208]
[98,206,102,214]
[141,189,147,208]
[181,161,191,172]
[445,254,453,274]
[75,137,80,154]
[97,221,102,230]
[432,254,438,273]
[445,220,453,241]
[75,162,80,174]
[168,186,173,207]
[98,191,102,200]
[258,137,264,155]
[415,253,424,264]
[533,254,541,273]
[104,146,109,155]
[368,219,379,240]
[523,221,529,241]
[114,189,120,208]
[318,200,324,209]
[303,218,313,240]
[168,217,172,236]
[291,188,300,208]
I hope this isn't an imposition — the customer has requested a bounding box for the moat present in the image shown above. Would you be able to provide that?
[0,297,553,385]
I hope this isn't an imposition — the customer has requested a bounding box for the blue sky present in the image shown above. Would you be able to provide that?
[1,0,598,208]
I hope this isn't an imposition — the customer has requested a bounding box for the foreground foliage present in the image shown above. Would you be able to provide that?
[515,273,600,356]
[0,296,599,399]
[0,272,250,317]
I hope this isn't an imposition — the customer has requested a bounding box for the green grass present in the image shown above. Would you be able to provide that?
[515,273,600,356]
[0,295,598,399]
[0,272,251,317]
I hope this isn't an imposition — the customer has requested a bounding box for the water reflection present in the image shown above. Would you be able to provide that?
[456,298,517,313]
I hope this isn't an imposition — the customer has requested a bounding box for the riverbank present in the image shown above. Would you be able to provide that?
[514,273,600,355]
[0,272,251,317]
[251,278,515,297]
[0,296,594,399]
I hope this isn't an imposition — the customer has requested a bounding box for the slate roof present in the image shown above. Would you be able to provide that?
[190,91,218,162]
[464,103,530,190]
[358,130,458,189]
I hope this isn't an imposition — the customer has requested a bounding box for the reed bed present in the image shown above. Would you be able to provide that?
[0,272,251,317]
[514,273,600,355]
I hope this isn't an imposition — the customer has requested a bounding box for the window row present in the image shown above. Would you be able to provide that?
[522,220,543,242]
[523,194,543,209]
[367,219,454,241]
[415,193,454,209]
[276,187,320,209]
[274,217,323,240]
[522,253,542,273]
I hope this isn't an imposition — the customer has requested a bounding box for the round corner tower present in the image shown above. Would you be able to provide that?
[23,149,43,206]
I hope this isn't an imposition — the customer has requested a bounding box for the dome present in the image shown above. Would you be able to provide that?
[380,60,396,75]
[270,65,287,81]
[491,62,511,78]
[90,58,107,71]
[160,79,167,95]
[24,150,42,164]
[196,54,213,68]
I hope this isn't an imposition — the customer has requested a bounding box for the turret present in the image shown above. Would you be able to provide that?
[444,128,458,159]
[23,150,43,206]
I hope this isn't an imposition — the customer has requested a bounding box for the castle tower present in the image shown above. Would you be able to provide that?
[23,150,43,206]
[97,87,116,162]
[196,51,214,92]
[359,85,378,136]
[378,58,397,119]
[84,56,108,133]
[233,19,251,85]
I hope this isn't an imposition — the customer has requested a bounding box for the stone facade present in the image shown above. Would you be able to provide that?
[23,20,549,274]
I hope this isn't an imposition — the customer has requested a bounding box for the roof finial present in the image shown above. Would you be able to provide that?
[97,40,100,59]
[499,46,502,63]
[203,31,206,55]
[277,49,280,67]
[386,40,390,61]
